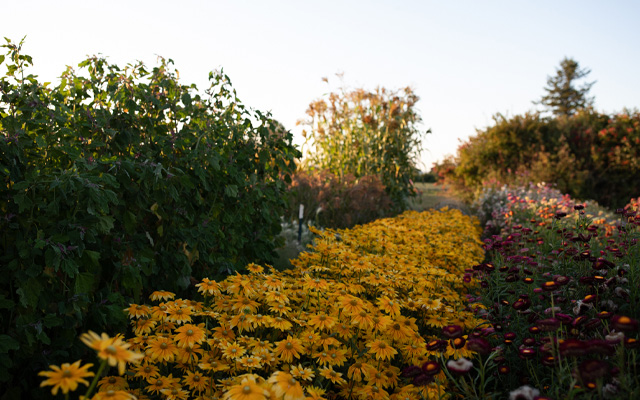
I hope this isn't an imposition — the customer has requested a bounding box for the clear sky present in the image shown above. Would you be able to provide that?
[4,0,640,171]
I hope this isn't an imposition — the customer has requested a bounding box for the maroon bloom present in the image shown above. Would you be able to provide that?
[421,361,441,376]
[466,338,492,355]
[611,315,639,332]
[442,325,463,339]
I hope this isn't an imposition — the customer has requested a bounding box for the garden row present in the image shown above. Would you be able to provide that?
[466,184,640,399]
[39,208,486,399]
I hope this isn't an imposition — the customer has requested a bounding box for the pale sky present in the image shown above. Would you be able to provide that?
[4,0,640,171]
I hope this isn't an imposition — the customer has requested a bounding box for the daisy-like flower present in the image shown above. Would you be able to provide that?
[38,360,94,395]
[222,341,247,360]
[198,357,230,372]
[270,316,293,331]
[232,297,261,314]
[125,303,151,319]
[97,375,129,391]
[246,263,264,273]
[175,343,204,364]
[290,364,315,381]
[223,374,269,400]
[367,339,398,361]
[370,315,393,333]
[146,336,178,362]
[268,371,305,400]
[377,296,401,316]
[269,303,292,316]
[265,291,289,304]
[359,384,390,400]
[385,322,411,343]
[318,367,346,386]
[305,386,327,400]
[339,295,365,315]
[274,336,305,363]
[166,304,193,324]
[418,297,442,311]
[174,323,206,348]
[212,324,237,342]
[313,350,332,366]
[132,363,160,381]
[316,333,340,350]
[354,361,379,383]
[131,317,157,336]
[91,390,137,400]
[308,313,337,331]
[161,386,191,400]
[182,370,208,393]
[239,355,263,370]
[351,310,375,330]
[302,275,329,291]
[80,331,143,375]
[196,277,221,296]
[150,290,175,301]
[145,374,176,395]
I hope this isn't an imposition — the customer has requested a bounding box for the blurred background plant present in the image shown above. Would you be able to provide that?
[298,77,429,214]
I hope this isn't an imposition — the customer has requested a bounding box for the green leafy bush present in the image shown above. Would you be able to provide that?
[436,109,640,208]
[0,38,299,397]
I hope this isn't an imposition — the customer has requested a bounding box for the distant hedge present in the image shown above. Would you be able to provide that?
[434,109,640,208]
[0,38,299,397]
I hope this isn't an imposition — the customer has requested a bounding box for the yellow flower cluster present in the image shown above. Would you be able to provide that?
[41,208,486,400]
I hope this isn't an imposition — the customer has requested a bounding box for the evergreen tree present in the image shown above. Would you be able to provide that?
[537,57,595,117]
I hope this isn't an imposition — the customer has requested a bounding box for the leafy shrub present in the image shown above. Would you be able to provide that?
[286,170,392,229]
[436,109,640,209]
[0,38,299,397]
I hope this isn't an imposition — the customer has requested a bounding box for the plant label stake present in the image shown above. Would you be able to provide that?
[298,204,304,243]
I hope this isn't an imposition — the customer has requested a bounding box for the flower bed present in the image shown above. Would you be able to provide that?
[39,208,486,399]
[469,188,639,399]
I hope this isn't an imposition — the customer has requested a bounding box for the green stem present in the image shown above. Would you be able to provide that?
[84,359,108,399]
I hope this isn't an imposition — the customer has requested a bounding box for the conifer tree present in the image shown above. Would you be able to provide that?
[537,57,595,117]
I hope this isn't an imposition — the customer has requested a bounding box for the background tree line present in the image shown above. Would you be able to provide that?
[434,58,640,209]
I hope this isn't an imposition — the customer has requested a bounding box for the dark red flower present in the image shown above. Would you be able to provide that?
[559,339,588,357]
[421,361,441,376]
[519,347,536,359]
[611,315,639,332]
[586,339,614,356]
[452,337,466,349]
[413,373,435,386]
[537,318,561,332]
[541,281,558,292]
[426,339,448,351]
[442,325,463,339]
[578,359,610,383]
[624,337,639,349]
[401,365,422,378]
[466,338,492,355]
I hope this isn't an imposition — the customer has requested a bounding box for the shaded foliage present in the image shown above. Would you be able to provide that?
[0,38,299,397]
